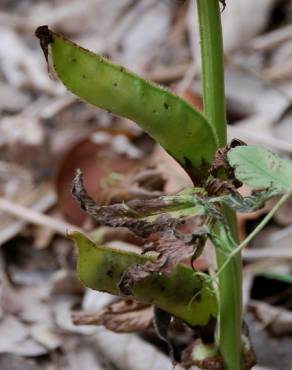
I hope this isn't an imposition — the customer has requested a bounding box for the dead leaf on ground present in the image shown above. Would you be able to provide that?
[0,354,39,370]
[0,315,51,357]
[250,301,292,336]
[72,299,153,333]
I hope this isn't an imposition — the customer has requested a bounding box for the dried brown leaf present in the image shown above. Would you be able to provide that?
[0,355,39,370]
[72,169,196,238]
[35,25,52,68]
[73,170,210,296]
[210,139,246,189]
[72,300,153,333]
[250,301,292,336]
[119,226,207,295]
[205,178,235,197]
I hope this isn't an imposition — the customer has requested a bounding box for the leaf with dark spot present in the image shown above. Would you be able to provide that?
[36,26,218,177]
[71,231,218,327]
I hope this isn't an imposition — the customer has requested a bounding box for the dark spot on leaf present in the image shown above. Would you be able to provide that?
[106,269,113,278]
[164,102,169,110]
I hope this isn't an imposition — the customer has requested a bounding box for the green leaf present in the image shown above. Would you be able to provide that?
[228,145,292,193]
[35,26,218,179]
[71,231,218,327]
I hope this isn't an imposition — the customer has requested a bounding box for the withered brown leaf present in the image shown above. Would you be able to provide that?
[119,227,208,295]
[35,25,53,69]
[72,169,202,238]
[73,169,209,295]
[72,300,153,333]
[209,139,246,190]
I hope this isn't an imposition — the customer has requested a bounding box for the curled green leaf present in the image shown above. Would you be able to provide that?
[35,26,218,181]
[71,231,218,327]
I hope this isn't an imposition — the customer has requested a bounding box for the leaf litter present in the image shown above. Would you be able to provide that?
[2,0,292,369]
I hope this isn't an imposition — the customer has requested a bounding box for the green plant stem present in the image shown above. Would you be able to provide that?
[216,209,243,370]
[197,0,226,148]
[197,1,243,369]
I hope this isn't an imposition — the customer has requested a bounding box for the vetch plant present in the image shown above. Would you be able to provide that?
[36,1,292,369]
